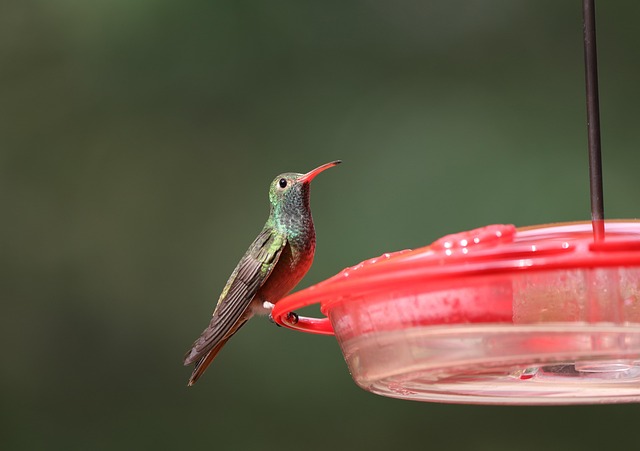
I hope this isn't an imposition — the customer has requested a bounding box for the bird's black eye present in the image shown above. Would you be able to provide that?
[278,178,287,188]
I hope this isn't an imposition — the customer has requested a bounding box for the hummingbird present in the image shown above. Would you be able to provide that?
[184,160,341,386]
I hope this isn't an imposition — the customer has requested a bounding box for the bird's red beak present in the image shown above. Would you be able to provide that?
[298,160,342,183]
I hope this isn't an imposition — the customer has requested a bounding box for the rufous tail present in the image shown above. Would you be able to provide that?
[187,338,230,386]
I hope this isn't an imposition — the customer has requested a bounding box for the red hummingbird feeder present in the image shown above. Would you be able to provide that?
[273,221,640,405]
[271,1,640,405]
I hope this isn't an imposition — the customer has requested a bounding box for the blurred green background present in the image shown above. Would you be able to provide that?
[3,0,640,449]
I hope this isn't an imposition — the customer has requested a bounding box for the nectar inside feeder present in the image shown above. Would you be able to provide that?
[272,221,640,405]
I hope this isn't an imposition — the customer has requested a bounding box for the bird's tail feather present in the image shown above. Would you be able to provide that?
[184,318,249,386]
[187,338,229,386]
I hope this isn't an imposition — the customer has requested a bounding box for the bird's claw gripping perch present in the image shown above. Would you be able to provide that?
[268,312,281,327]
[265,302,282,327]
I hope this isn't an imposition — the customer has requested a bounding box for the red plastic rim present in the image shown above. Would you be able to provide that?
[271,220,640,335]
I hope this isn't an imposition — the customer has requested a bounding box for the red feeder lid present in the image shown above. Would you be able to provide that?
[272,221,640,405]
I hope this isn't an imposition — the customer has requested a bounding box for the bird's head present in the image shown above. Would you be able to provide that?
[268,160,341,215]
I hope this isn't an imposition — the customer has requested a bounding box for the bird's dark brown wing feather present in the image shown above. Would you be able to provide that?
[183,227,287,366]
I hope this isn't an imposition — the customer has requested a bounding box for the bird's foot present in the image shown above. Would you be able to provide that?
[268,312,281,327]
[265,302,280,326]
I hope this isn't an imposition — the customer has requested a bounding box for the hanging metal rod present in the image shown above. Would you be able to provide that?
[582,0,605,240]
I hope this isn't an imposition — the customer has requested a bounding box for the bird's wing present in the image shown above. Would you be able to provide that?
[183,228,287,365]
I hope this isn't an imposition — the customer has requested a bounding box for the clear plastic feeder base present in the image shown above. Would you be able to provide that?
[339,324,640,405]
[272,221,640,405]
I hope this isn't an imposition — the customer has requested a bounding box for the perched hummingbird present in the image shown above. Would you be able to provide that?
[184,160,341,385]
